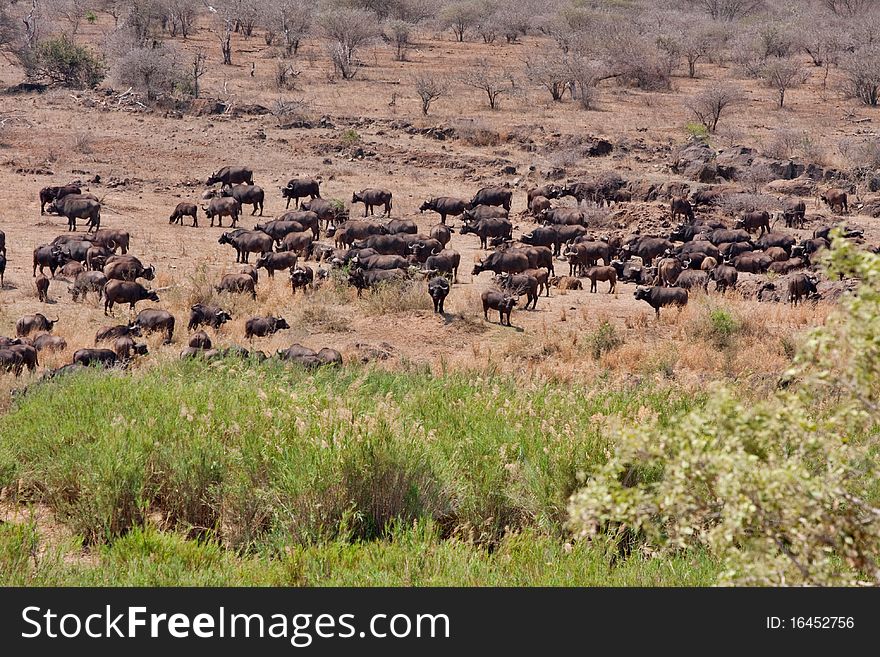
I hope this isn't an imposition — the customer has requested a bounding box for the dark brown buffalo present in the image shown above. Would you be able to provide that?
[768,257,806,274]
[95,323,141,344]
[419,197,466,224]
[276,344,342,368]
[764,246,789,262]
[289,265,314,294]
[222,183,264,215]
[0,349,23,375]
[254,220,306,243]
[519,245,554,275]
[203,197,241,228]
[352,188,393,217]
[134,309,175,344]
[429,224,453,247]
[86,245,112,271]
[277,231,314,258]
[529,195,552,215]
[352,253,410,270]
[58,239,94,264]
[39,184,81,214]
[170,202,199,227]
[103,256,155,282]
[521,226,557,251]
[427,276,450,313]
[678,240,721,261]
[256,251,298,278]
[472,249,529,276]
[35,274,49,302]
[820,188,848,214]
[282,177,320,209]
[103,280,159,315]
[522,267,550,297]
[670,197,694,222]
[462,205,509,222]
[188,304,232,331]
[0,252,5,287]
[333,220,388,247]
[690,188,723,207]
[495,272,539,310]
[735,211,771,236]
[709,264,738,293]
[541,207,584,226]
[634,285,688,318]
[188,331,212,349]
[244,316,290,339]
[33,244,68,277]
[32,333,67,352]
[60,260,84,279]
[675,269,709,292]
[70,271,107,302]
[654,256,683,287]
[526,184,561,205]
[410,239,445,263]
[564,242,609,275]
[481,290,517,326]
[302,198,342,230]
[48,195,101,232]
[276,210,320,238]
[782,199,806,229]
[469,186,512,211]
[788,273,820,305]
[207,166,253,186]
[72,348,118,368]
[91,229,130,254]
[584,265,617,293]
[424,249,461,282]
[6,344,38,372]
[719,241,754,259]
[386,219,418,235]
[347,267,408,296]
[756,232,796,253]
[351,234,411,256]
[114,335,148,360]
[216,273,256,299]
[219,230,273,263]
[460,217,512,249]
[732,252,772,273]
[16,313,58,337]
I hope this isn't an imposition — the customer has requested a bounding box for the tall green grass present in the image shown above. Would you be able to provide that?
[0,360,710,585]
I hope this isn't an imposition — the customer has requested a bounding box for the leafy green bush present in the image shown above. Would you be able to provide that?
[587,320,623,360]
[701,308,740,349]
[24,36,104,89]
[569,234,880,586]
[685,121,710,141]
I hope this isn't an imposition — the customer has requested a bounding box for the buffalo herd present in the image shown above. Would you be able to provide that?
[0,164,853,380]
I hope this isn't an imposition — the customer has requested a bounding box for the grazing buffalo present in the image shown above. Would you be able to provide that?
[481,290,517,326]
[16,313,58,337]
[527,184,561,205]
[289,265,314,294]
[420,197,466,224]
[820,188,848,214]
[134,309,175,344]
[72,348,118,368]
[39,184,81,214]
[91,229,130,254]
[302,198,342,230]
[472,249,529,276]
[33,245,68,277]
[735,211,771,236]
[104,256,155,282]
[188,304,232,331]
[114,335,148,360]
[634,286,688,318]
[788,273,820,305]
[429,223,453,247]
[352,188,393,217]
[282,177,320,209]
[277,344,343,368]
[222,183,265,216]
[462,205,509,223]
[584,265,617,293]
[170,202,199,227]
[35,274,49,302]
[207,166,253,186]
[244,316,290,339]
[782,199,806,229]
[709,264,738,293]
[6,344,38,372]
[216,273,257,299]
[95,323,141,344]
[32,333,67,352]
[460,218,513,249]
[496,272,539,310]
[188,331,212,349]
[386,219,418,235]
[541,207,584,226]
[347,267,408,296]
[675,270,709,292]
[70,271,107,302]
[254,220,306,243]
[278,231,314,258]
[103,280,159,315]
[427,276,450,313]
[256,251,298,278]
[219,230,273,263]
[48,195,101,232]
[670,197,694,222]
[469,186,512,212]
[203,197,241,228]
[0,349,23,376]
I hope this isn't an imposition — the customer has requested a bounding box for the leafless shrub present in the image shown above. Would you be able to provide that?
[454,118,502,146]
[189,49,207,98]
[657,17,720,78]
[763,128,803,160]
[524,51,573,102]
[320,8,380,80]
[686,83,743,132]
[412,72,448,115]
[161,0,198,38]
[71,130,94,154]
[384,19,413,62]
[439,0,479,42]
[114,43,183,102]
[824,0,875,16]
[262,0,312,55]
[458,58,514,110]
[840,44,880,106]
[684,0,766,21]
[272,96,310,127]
[274,59,301,91]
[567,57,604,110]
[600,25,674,91]
[761,57,808,108]
[719,192,775,214]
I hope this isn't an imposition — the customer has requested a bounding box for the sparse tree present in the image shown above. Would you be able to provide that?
[458,58,513,109]
[263,0,311,56]
[210,0,236,65]
[115,43,181,101]
[319,8,380,80]
[190,49,207,98]
[413,71,447,115]
[0,0,17,49]
[473,0,497,44]
[232,0,260,40]
[686,0,765,21]
[567,57,605,110]
[524,51,573,102]
[841,44,880,106]
[440,0,479,42]
[658,18,718,78]
[823,0,876,16]
[161,0,198,38]
[687,82,743,132]
[385,19,412,62]
[762,57,808,108]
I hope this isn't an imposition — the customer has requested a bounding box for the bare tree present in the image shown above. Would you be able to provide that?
[384,19,412,62]
[190,49,207,98]
[686,0,765,21]
[841,44,880,106]
[115,43,182,101]
[210,1,236,65]
[0,0,17,49]
[823,0,876,16]
[658,19,718,78]
[413,72,447,115]
[473,0,497,44]
[319,8,379,80]
[687,82,743,132]
[762,57,808,108]
[524,51,573,102]
[567,57,605,110]
[263,0,311,56]
[459,58,513,109]
[161,0,198,38]
[440,0,479,42]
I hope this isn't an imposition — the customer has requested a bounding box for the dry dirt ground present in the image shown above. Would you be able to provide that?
[0,17,873,392]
